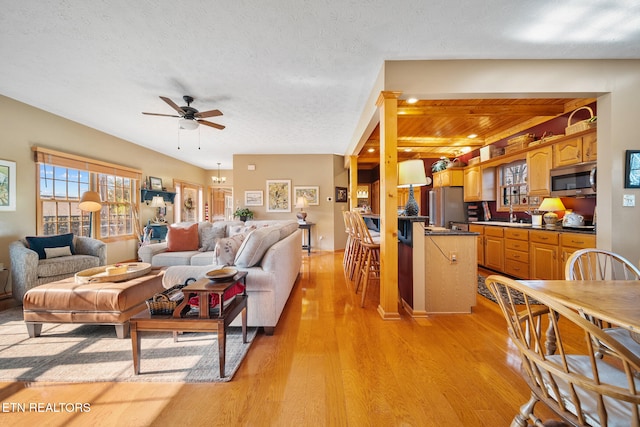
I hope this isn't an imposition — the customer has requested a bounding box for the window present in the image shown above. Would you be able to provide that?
[34,147,141,240]
[499,160,528,209]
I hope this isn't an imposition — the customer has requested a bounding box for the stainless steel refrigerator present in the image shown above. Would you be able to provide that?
[428,186,466,227]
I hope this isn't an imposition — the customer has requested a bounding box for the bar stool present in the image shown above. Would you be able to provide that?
[342,210,355,274]
[352,211,380,307]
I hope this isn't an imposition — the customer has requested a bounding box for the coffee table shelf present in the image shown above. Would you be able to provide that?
[130,271,248,378]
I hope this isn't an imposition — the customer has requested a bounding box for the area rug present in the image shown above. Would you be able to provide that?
[477,275,536,305]
[0,307,257,383]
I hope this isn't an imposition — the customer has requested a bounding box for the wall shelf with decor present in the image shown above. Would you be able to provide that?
[141,189,176,204]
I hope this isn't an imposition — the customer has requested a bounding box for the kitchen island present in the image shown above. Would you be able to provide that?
[404,222,478,316]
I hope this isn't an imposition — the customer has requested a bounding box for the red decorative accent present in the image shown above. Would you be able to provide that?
[189,282,245,308]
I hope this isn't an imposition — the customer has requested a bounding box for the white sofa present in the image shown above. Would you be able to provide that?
[138,220,302,335]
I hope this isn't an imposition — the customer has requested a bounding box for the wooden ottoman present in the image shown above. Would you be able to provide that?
[22,267,165,339]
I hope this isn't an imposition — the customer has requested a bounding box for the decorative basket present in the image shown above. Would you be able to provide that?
[565,106,596,135]
[145,282,187,315]
[507,133,535,145]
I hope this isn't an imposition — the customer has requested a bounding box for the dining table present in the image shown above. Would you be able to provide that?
[518,279,640,335]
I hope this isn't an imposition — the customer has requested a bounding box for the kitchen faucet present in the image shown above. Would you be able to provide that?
[509,204,517,223]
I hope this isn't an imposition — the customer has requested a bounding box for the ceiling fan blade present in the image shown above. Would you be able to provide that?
[195,109,223,119]
[159,96,186,115]
[142,112,181,117]
[198,120,225,130]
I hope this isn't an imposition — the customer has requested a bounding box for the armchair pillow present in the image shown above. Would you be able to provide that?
[44,246,73,258]
[166,223,199,252]
[26,233,75,260]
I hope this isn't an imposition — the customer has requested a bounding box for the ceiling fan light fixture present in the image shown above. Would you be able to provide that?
[179,118,199,130]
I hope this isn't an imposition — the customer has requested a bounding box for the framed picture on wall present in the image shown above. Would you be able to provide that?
[244,190,263,206]
[266,179,291,212]
[149,176,163,191]
[0,159,16,211]
[335,186,348,203]
[294,186,319,205]
[625,150,640,188]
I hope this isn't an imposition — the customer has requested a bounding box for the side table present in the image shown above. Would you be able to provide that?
[298,222,315,255]
[130,271,248,378]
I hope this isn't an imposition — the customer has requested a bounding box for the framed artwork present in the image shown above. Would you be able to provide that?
[294,186,319,205]
[244,190,263,206]
[335,186,348,203]
[0,159,16,211]
[266,179,291,212]
[149,176,163,191]
[625,150,640,188]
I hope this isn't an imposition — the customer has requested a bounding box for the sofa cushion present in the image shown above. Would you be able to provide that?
[166,223,199,252]
[44,246,72,258]
[214,234,247,266]
[199,224,226,252]
[190,251,217,266]
[150,250,201,267]
[235,226,281,268]
[228,224,257,237]
[26,233,75,260]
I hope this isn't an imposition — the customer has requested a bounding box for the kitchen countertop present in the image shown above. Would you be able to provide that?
[471,221,596,234]
[423,226,479,236]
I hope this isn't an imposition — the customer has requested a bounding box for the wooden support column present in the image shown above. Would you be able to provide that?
[349,156,358,211]
[376,91,401,320]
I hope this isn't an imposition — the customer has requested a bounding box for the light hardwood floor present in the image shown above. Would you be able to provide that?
[0,251,561,426]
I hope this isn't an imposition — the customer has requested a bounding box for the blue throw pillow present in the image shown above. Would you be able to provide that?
[26,233,75,260]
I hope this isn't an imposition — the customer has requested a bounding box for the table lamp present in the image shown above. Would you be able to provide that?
[538,197,565,228]
[150,195,166,223]
[79,190,102,237]
[398,159,428,216]
[295,196,308,223]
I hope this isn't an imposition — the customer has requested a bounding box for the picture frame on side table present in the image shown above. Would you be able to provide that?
[0,159,16,211]
[244,190,263,206]
[266,179,291,212]
[625,150,640,188]
[149,176,163,191]
[335,186,348,203]
[294,186,319,205]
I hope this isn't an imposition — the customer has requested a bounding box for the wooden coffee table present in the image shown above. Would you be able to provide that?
[130,271,248,378]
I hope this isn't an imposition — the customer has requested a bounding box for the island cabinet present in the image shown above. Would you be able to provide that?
[526,146,553,197]
[504,228,529,278]
[529,230,560,280]
[484,226,505,272]
[469,224,485,265]
[408,222,478,316]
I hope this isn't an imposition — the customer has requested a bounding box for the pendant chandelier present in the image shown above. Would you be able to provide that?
[212,162,226,184]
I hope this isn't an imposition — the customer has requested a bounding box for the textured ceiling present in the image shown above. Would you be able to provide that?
[1,1,639,170]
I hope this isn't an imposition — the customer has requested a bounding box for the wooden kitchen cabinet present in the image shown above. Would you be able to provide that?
[529,230,560,280]
[463,166,496,202]
[504,228,529,278]
[559,232,597,275]
[553,130,597,167]
[527,146,553,197]
[433,168,464,188]
[469,224,485,266]
[484,226,504,272]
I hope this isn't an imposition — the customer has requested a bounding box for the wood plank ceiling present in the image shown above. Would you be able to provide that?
[356,97,595,169]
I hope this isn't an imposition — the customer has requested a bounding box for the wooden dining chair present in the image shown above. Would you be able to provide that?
[565,248,640,360]
[486,274,640,427]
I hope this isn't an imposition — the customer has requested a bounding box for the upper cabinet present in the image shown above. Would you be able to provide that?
[527,146,553,197]
[463,165,496,202]
[433,168,464,188]
[553,132,597,167]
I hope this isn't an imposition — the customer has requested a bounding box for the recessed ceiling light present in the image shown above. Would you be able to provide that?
[367,148,375,153]
[467,134,478,139]
[406,97,418,104]
[404,148,413,152]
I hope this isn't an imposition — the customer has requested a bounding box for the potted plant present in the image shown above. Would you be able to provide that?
[234,207,254,221]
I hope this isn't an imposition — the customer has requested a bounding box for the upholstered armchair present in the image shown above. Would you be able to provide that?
[9,235,107,302]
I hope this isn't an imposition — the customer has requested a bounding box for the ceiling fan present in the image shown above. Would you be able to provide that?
[142,95,225,130]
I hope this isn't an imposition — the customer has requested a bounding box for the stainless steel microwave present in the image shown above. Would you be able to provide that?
[550,162,597,197]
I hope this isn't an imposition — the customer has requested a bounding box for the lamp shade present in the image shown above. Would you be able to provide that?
[538,197,566,212]
[78,191,102,212]
[150,195,165,207]
[179,118,199,130]
[398,160,428,188]
[295,196,308,209]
